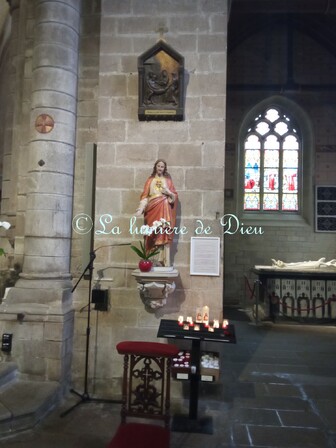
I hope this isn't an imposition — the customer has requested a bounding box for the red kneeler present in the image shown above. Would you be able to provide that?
[107,341,179,448]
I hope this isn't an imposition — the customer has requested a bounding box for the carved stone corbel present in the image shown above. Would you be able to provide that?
[132,268,179,310]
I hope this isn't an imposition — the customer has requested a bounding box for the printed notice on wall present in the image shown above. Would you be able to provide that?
[190,237,220,276]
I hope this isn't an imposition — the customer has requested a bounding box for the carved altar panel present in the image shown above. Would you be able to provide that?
[312,280,326,318]
[327,280,336,318]
[296,279,310,317]
[138,40,184,121]
[253,268,336,323]
[267,278,280,316]
[262,274,336,320]
[281,279,295,317]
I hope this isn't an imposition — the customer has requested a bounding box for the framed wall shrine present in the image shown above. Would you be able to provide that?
[138,40,184,121]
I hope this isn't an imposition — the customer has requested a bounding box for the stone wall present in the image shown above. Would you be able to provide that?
[71,0,229,394]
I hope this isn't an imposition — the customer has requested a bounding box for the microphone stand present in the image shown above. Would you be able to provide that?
[61,243,130,418]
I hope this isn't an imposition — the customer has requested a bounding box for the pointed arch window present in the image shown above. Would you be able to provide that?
[244,107,300,212]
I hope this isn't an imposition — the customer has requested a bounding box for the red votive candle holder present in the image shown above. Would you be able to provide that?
[178,315,184,326]
[186,316,194,326]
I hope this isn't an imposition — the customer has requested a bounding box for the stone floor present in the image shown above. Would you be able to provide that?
[0,310,336,447]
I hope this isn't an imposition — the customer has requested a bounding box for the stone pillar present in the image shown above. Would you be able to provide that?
[4,0,80,311]
[0,0,81,385]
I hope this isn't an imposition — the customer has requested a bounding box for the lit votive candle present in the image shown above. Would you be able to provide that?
[202,305,209,323]
[183,324,190,331]
[194,324,200,331]
[213,319,219,328]
[203,320,209,328]
[177,316,184,326]
[222,319,229,328]
[196,307,203,323]
[208,326,214,332]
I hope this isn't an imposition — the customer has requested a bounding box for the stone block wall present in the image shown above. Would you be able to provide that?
[70,0,229,394]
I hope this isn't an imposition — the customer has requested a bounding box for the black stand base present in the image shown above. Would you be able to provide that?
[60,388,122,418]
[171,414,213,434]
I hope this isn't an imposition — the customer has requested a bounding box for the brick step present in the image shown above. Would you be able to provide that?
[0,363,61,436]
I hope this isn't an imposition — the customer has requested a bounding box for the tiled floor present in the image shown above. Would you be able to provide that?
[1,311,336,447]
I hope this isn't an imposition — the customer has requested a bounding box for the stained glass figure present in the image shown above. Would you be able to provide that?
[283,169,298,193]
[264,169,279,192]
[244,149,260,191]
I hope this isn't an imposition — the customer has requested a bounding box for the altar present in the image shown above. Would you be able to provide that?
[251,263,336,323]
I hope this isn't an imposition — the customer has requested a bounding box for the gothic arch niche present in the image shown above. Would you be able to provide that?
[138,40,184,121]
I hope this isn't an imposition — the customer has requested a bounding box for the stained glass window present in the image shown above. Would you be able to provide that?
[243,107,300,212]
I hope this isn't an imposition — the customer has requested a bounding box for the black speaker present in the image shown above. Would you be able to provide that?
[91,289,109,311]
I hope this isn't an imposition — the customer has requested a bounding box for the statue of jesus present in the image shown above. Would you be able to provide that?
[135,159,178,267]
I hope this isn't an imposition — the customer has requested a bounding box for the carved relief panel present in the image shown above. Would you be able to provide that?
[138,40,184,121]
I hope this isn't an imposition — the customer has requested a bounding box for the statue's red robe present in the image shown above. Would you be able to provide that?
[140,175,178,253]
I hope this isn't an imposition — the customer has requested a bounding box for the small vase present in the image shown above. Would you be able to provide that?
[139,259,153,272]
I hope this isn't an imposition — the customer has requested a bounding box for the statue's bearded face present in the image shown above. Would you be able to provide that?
[155,161,166,176]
